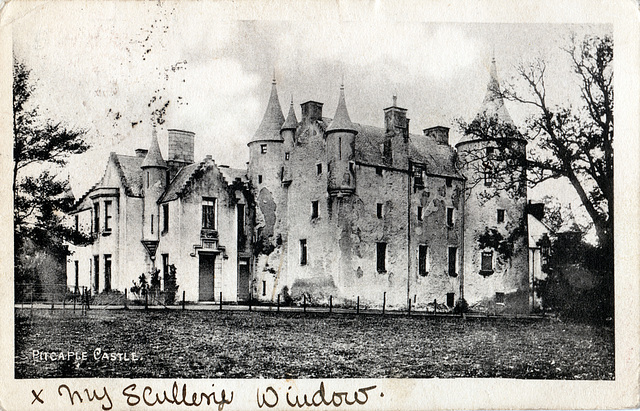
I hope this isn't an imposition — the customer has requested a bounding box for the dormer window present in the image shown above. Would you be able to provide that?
[260,144,267,154]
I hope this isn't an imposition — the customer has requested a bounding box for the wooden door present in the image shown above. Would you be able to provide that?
[198,254,215,301]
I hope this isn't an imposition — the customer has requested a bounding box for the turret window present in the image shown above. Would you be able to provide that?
[316,163,322,175]
[151,214,154,234]
[258,175,263,184]
[162,203,169,233]
[311,201,319,219]
[202,198,217,229]
[446,208,454,227]
[260,144,267,154]
[377,203,384,219]
[338,137,342,160]
[146,171,150,188]
[497,209,505,223]
[417,206,423,221]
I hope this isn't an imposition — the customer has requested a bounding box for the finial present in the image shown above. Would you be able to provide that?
[392,92,397,107]
[341,73,345,90]
[491,45,496,63]
[272,68,276,85]
[290,94,293,105]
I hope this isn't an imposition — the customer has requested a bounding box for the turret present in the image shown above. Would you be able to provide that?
[326,83,357,197]
[247,75,285,191]
[280,96,297,185]
[141,127,167,242]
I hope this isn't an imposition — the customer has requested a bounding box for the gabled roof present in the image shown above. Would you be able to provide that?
[159,158,249,203]
[326,85,357,133]
[250,80,285,143]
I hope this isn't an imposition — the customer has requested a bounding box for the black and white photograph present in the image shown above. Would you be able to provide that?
[2,0,638,410]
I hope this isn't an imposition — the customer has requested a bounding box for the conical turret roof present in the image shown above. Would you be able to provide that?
[250,78,285,143]
[479,57,514,126]
[327,84,357,133]
[141,127,167,168]
[281,97,298,131]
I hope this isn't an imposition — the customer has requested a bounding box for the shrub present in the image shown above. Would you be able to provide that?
[453,298,469,314]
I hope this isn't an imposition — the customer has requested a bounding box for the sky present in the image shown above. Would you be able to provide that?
[10,1,611,233]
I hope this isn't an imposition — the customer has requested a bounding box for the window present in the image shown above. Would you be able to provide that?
[481,251,494,273]
[338,137,342,160]
[349,162,355,173]
[150,214,154,234]
[237,204,245,236]
[146,171,150,188]
[262,281,266,296]
[316,163,322,175]
[162,203,169,232]
[75,215,79,232]
[379,142,384,154]
[93,255,100,292]
[484,166,493,187]
[104,254,111,292]
[285,152,290,161]
[377,242,387,273]
[418,245,429,276]
[376,167,383,176]
[448,247,457,276]
[446,177,453,187]
[377,203,384,219]
[93,203,100,233]
[311,201,319,219]
[202,198,216,229]
[162,254,169,289]
[417,206,423,221]
[258,175,263,184]
[260,144,267,154]
[497,209,505,223]
[446,293,455,308]
[495,292,505,305]
[299,239,307,265]
[446,208,454,227]
[104,201,112,231]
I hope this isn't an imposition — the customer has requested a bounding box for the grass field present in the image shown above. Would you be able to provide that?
[15,308,614,379]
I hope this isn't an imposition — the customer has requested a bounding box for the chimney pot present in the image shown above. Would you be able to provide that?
[300,101,323,123]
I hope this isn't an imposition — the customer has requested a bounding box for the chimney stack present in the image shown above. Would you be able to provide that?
[300,101,323,123]
[423,126,450,145]
[135,148,149,158]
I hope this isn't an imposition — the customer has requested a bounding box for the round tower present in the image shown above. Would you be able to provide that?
[141,127,167,251]
[326,83,357,196]
[247,75,285,193]
[456,57,529,314]
[280,96,298,186]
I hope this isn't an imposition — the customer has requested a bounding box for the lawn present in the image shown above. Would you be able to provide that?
[15,308,614,379]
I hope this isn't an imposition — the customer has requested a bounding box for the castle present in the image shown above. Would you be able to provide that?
[67,59,541,313]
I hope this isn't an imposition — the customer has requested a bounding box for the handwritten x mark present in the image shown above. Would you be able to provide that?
[31,389,43,404]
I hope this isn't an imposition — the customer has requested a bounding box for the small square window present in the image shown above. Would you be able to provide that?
[316,163,322,175]
[417,206,423,221]
[481,251,494,272]
[376,167,383,176]
[446,177,453,187]
[495,292,505,305]
[497,209,505,223]
[311,201,319,219]
[285,152,290,160]
[446,208,454,227]
[377,203,384,219]
[258,175,263,184]
[260,144,267,154]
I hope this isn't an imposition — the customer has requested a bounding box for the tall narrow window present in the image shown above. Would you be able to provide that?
[162,203,169,232]
[262,281,266,296]
[311,201,319,219]
[497,209,505,223]
[448,247,457,276]
[338,137,342,160]
[299,239,307,266]
[104,201,112,231]
[93,203,100,234]
[258,175,263,184]
[162,254,169,289]
[446,177,453,187]
[74,260,79,291]
[104,254,111,292]
[446,208,454,227]
[202,198,216,229]
[481,251,494,273]
[147,171,150,188]
[484,165,493,186]
[316,163,322,175]
[237,204,245,236]
[446,293,455,308]
[377,242,387,273]
[150,214,154,234]
[260,144,267,154]
[417,206,423,221]
[377,203,384,219]
[418,245,429,276]
[75,215,79,232]
[93,255,100,292]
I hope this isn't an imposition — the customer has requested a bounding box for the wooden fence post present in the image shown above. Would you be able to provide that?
[433,299,437,315]
[182,291,186,310]
[329,295,333,314]
[124,289,128,310]
[357,296,360,315]
[303,294,307,313]
[249,291,252,311]
[408,298,411,315]
[277,294,280,313]
[219,292,223,311]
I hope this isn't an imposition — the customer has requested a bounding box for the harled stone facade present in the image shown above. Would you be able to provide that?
[67,60,532,313]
